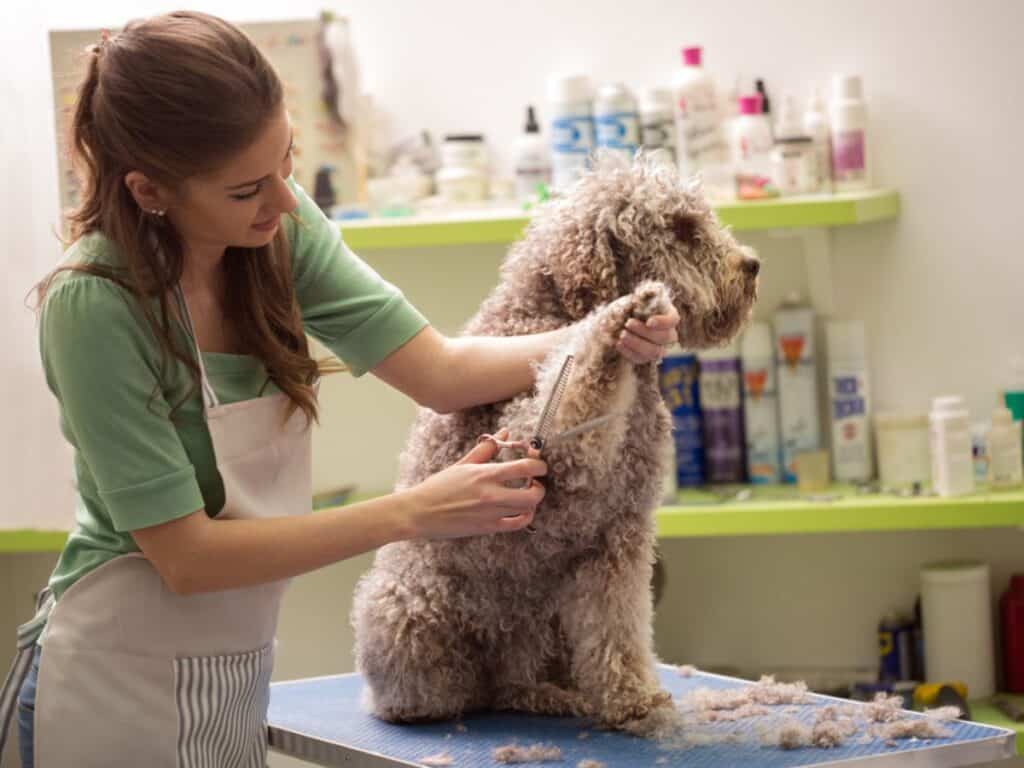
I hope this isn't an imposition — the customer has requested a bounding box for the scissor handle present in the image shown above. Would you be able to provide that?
[528,437,544,452]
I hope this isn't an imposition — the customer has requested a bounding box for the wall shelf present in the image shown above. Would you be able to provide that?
[6,481,1021,553]
[339,189,900,252]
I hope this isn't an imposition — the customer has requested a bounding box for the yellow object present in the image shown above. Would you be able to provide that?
[914,681,968,708]
[797,450,831,493]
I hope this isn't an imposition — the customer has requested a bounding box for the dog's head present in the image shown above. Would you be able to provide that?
[534,152,759,348]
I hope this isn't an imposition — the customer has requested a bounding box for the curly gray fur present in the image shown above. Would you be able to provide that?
[351,153,759,731]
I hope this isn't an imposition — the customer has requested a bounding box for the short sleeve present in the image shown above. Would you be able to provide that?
[285,179,429,377]
[40,276,205,532]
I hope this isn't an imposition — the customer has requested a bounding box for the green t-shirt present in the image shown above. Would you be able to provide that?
[40,179,427,600]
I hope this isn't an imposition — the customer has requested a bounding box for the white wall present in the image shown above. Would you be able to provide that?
[2,2,1023,766]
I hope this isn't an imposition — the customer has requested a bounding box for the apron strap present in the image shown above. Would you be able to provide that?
[0,587,53,756]
[173,284,220,411]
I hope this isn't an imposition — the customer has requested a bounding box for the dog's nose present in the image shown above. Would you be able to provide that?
[741,257,761,278]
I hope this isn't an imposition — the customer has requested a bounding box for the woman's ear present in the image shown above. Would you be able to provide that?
[124,171,171,214]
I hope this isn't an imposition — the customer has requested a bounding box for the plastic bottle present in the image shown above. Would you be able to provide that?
[929,395,975,497]
[829,74,870,192]
[740,323,782,484]
[547,73,595,193]
[639,87,676,167]
[989,407,1023,488]
[774,293,821,483]
[730,94,778,199]
[671,46,727,178]
[698,342,747,484]
[803,85,832,193]
[1005,355,1024,422]
[513,106,552,201]
[827,320,873,483]
[658,347,705,487]
[771,93,817,196]
[1001,574,1024,693]
[755,78,772,120]
[594,82,640,161]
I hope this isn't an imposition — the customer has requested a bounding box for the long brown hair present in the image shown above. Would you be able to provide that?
[34,11,328,423]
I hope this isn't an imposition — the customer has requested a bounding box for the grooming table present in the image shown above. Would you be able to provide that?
[267,665,1015,767]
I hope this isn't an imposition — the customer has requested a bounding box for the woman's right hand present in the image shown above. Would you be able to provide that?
[402,429,547,539]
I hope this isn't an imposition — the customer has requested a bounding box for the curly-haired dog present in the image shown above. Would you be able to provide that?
[352,155,760,731]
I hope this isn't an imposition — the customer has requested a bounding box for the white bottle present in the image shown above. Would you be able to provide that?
[803,85,832,193]
[594,82,640,161]
[773,293,821,483]
[829,74,870,192]
[639,87,676,167]
[989,407,1024,488]
[740,322,783,484]
[513,105,552,200]
[671,46,727,179]
[771,92,817,196]
[547,73,595,193]
[730,94,777,199]
[929,395,975,497]
[827,320,873,483]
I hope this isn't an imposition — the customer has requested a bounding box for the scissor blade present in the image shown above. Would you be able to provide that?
[544,411,624,448]
[533,355,574,446]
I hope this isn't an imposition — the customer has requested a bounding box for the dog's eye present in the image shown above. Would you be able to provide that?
[674,215,697,243]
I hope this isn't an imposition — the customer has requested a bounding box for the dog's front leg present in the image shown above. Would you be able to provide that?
[557,534,673,728]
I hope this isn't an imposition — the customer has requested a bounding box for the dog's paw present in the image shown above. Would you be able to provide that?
[629,281,674,323]
[600,687,675,727]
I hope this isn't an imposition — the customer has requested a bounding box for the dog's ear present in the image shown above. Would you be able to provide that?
[548,223,619,319]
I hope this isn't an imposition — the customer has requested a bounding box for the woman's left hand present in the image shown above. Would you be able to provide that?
[617,305,680,364]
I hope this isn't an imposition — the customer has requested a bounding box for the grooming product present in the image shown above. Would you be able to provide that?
[827,320,872,483]
[639,87,676,166]
[731,94,778,199]
[988,407,1023,487]
[698,342,747,483]
[921,560,996,699]
[1001,574,1024,693]
[513,106,551,201]
[438,134,489,203]
[659,347,705,487]
[771,93,817,196]
[594,82,640,160]
[796,450,830,493]
[929,395,975,497]
[803,84,832,192]
[878,611,915,683]
[829,74,870,192]
[971,422,990,485]
[740,322,782,484]
[1005,355,1024,422]
[671,46,727,178]
[774,294,821,483]
[755,78,771,118]
[547,73,595,192]
[874,412,931,492]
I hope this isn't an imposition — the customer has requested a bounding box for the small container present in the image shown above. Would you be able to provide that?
[547,73,595,192]
[803,85,832,193]
[829,74,870,192]
[639,87,676,166]
[929,395,975,498]
[440,134,489,169]
[878,611,915,683]
[730,94,778,200]
[827,320,873,483]
[698,342,747,484]
[989,407,1023,488]
[971,422,990,485]
[436,166,487,204]
[874,412,930,492]
[658,347,705,487]
[594,82,640,160]
[771,93,817,196]
[513,106,552,200]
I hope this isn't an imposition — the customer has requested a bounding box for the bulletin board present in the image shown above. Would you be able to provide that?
[48,16,358,221]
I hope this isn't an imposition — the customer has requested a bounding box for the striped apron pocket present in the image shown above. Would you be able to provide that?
[174,643,274,768]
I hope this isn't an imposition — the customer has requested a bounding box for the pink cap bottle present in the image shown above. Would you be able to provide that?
[738,95,763,115]
[681,46,702,67]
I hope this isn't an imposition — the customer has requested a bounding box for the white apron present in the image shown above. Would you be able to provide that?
[23,286,312,767]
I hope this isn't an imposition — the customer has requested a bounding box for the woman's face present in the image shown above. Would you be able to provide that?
[170,104,298,253]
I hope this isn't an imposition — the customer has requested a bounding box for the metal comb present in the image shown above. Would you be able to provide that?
[530,355,574,452]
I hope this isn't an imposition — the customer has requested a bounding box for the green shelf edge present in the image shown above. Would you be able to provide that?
[340,189,900,251]
[6,481,1021,552]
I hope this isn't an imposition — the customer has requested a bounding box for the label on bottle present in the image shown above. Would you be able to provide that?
[831,129,866,181]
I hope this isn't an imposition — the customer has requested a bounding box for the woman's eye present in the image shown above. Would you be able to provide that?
[231,185,261,201]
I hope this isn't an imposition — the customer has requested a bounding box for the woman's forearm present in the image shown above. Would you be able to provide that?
[438,328,571,412]
[167,493,416,594]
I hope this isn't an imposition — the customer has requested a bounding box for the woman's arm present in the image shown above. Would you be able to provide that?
[373,310,681,414]
[133,433,546,594]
